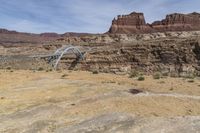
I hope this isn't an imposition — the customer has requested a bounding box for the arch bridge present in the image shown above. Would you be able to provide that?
[44,45,86,69]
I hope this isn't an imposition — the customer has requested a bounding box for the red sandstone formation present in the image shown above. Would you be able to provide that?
[109,12,200,34]
[109,12,152,34]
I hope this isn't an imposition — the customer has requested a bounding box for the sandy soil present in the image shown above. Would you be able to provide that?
[0,70,200,132]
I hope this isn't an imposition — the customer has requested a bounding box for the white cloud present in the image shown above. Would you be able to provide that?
[0,0,200,33]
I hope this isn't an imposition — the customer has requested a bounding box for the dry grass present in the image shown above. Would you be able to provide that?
[0,70,200,118]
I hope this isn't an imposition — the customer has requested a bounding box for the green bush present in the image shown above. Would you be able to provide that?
[38,67,44,71]
[153,72,161,79]
[6,67,11,70]
[61,74,68,78]
[184,73,195,79]
[129,70,139,78]
[92,70,99,74]
[187,79,194,83]
[138,76,145,81]
[46,69,53,72]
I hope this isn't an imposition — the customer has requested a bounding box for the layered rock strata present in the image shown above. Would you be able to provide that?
[109,12,200,34]
[1,31,200,76]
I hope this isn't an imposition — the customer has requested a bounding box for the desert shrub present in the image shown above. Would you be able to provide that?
[153,72,161,79]
[6,67,11,70]
[183,73,195,79]
[103,69,110,73]
[187,79,194,83]
[0,97,5,100]
[38,67,44,71]
[92,70,99,74]
[73,68,79,71]
[61,74,68,78]
[10,70,14,72]
[129,70,139,78]
[137,76,145,81]
[31,70,36,73]
[46,68,53,72]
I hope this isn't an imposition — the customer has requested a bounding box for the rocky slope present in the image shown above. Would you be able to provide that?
[0,12,200,75]
[0,31,200,76]
[109,12,200,34]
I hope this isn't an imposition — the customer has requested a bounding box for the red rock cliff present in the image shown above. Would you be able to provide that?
[109,12,152,34]
[108,12,200,34]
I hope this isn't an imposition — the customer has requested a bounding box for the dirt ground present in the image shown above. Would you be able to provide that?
[0,70,200,133]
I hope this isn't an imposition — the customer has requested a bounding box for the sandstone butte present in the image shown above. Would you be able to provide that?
[108,12,200,34]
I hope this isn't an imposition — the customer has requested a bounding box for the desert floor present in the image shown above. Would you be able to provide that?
[0,70,200,133]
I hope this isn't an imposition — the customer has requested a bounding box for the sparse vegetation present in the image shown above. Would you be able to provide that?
[187,79,194,83]
[6,67,11,70]
[61,74,68,78]
[102,80,116,84]
[183,73,195,79]
[129,70,139,78]
[92,70,99,74]
[137,76,145,81]
[38,67,44,71]
[153,72,161,79]
[73,68,79,71]
[46,69,53,72]
[0,97,5,100]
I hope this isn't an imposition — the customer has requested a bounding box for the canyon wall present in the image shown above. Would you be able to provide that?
[109,12,200,34]
[1,31,200,76]
[0,12,200,75]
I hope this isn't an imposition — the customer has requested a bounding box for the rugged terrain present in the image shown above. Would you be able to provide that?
[0,11,200,133]
[0,31,200,76]
[0,70,200,132]
[109,12,200,34]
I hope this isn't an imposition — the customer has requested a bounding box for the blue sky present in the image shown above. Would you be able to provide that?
[0,0,200,33]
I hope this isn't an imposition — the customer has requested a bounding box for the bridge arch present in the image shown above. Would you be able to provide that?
[50,46,84,69]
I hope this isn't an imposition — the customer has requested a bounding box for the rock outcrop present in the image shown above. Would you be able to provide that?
[0,28,19,34]
[1,31,200,76]
[109,12,152,34]
[109,12,200,34]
